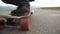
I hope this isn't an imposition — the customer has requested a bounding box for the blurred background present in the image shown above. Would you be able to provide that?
[0,0,60,10]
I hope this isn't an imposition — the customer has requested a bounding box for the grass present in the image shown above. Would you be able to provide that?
[39,7,60,10]
[0,10,11,12]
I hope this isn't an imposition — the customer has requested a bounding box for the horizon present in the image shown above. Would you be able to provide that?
[0,0,60,7]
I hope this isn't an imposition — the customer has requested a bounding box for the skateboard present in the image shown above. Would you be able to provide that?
[0,10,34,30]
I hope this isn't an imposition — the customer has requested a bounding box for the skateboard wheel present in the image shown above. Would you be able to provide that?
[0,20,6,29]
[20,19,30,30]
[0,26,6,29]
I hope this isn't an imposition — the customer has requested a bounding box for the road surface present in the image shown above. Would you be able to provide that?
[0,9,60,34]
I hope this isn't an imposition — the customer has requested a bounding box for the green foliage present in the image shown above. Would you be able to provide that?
[39,7,60,10]
[0,10,11,12]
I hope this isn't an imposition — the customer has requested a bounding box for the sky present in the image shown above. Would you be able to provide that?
[0,0,60,7]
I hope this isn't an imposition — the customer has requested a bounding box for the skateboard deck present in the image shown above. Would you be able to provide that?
[0,12,32,18]
[0,10,34,18]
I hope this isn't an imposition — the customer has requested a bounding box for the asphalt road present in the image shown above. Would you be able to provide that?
[0,9,60,34]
